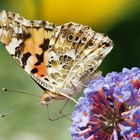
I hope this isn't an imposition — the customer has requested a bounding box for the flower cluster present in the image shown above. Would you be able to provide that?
[70,67,140,140]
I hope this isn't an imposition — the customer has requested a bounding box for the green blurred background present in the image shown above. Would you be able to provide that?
[0,0,140,140]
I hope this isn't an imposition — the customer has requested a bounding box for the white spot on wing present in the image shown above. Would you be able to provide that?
[24,56,36,73]
[6,38,22,55]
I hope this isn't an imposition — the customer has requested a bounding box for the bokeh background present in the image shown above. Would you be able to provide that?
[0,0,140,140]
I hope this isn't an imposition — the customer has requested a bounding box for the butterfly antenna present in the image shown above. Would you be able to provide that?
[0,88,39,117]
[0,101,34,118]
[0,88,78,104]
[0,88,40,97]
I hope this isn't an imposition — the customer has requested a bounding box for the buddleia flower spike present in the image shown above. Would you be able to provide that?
[70,67,140,140]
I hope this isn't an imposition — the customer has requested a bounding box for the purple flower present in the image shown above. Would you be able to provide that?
[70,67,140,140]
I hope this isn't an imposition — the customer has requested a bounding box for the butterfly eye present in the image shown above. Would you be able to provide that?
[45,96,51,103]
[67,34,73,41]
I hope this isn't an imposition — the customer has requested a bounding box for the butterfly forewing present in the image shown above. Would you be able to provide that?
[0,10,56,90]
[0,10,113,104]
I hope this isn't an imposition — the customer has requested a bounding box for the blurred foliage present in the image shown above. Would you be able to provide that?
[0,0,140,140]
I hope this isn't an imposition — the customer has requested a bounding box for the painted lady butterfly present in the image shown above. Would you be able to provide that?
[0,10,113,105]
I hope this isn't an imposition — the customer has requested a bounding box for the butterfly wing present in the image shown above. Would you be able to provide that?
[46,22,113,95]
[0,10,56,91]
[0,11,113,102]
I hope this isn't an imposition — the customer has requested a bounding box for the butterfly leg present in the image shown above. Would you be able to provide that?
[70,81,77,89]
[46,104,61,121]
[59,99,72,121]
[46,100,71,121]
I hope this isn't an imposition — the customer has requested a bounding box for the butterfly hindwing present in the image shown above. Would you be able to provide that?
[47,22,113,95]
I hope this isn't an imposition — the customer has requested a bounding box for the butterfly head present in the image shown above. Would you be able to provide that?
[40,90,66,105]
[40,92,52,105]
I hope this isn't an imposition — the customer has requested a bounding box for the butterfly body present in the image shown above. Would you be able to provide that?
[0,10,113,104]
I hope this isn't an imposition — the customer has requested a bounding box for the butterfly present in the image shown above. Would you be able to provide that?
[0,10,113,105]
